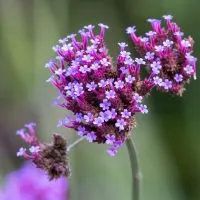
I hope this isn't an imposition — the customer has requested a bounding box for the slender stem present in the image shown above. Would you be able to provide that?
[126,137,140,200]
[67,136,86,152]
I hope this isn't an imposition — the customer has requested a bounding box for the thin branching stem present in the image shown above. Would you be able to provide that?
[67,136,86,152]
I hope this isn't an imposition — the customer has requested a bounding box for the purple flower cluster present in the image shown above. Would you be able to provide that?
[16,123,40,159]
[44,15,197,156]
[126,15,197,95]
[45,23,151,156]
[0,162,68,200]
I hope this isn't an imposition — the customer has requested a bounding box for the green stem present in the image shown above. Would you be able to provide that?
[67,136,86,152]
[126,137,140,200]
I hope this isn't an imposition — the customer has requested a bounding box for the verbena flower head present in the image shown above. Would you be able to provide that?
[43,15,196,156]
[16,123,70,179]
[0,162,68,200]
[45,24,153,156]
[126,15,197,95]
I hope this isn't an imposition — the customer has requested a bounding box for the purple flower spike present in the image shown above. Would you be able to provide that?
[127,15,197,96]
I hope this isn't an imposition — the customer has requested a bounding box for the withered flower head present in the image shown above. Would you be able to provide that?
[16,123,70,179]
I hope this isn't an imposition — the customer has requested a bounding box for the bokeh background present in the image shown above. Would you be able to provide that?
[0,0,199,200]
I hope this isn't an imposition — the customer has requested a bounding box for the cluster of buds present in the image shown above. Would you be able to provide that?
[126,15,197,95]
[44,15,197,156]
[16,123,70,179]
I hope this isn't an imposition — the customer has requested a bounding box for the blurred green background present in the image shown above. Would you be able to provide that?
[0,0,199,200]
